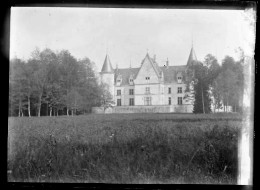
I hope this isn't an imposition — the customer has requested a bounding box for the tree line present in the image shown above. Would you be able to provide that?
[9,48,111,117]
[184,50,245,113]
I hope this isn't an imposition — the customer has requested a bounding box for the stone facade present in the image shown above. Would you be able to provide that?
[92,105,193,114]
[96,47,197,113]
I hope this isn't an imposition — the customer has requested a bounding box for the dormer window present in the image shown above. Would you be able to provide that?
[145,77,150,80]
[177,77,182,83]
[116,75,122,86]
[129,75,134,85]
[177,72,183,84]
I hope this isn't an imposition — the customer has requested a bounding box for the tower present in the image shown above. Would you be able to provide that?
[186,45,197,66]
[100,54,115,101]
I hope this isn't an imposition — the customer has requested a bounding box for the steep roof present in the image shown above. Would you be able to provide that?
[160,65,186,83]
[114,65,186,85]
[115,67,139,85]
[187,47,197,66]
[101,54,114,73]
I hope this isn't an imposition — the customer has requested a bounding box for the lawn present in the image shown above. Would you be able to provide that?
[8,113,242,184]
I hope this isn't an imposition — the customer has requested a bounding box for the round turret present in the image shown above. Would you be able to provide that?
[100,54,115,101]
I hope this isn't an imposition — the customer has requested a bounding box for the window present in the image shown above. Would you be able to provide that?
[168,87,171,94]
[129,98,135,106]
[145,87,150,94]
[144,97,152,105]
[168,97,171,105]
[117,99,121,106]
[117,90,121,96]
[145,77,150,80]
[129,78,134,85]
[129,89,134,95]
[178,87,182,93]
[178,97,182,105]
[116,77,122,86]
[177,76,182,83]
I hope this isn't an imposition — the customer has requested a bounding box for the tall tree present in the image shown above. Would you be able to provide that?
[22,61,36,117]
[77,58,104,113]
[66,88,83,116]
[9,58,28,116]
[32,48,57,116]
[203,54,221,112]
[215,56,243,112]
[58,50,79,115]
[193,63,212,113]
[185,59,212,114]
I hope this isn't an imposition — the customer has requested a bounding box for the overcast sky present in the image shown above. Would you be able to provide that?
[10,7,255,71]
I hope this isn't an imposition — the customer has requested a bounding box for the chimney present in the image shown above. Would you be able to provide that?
[116,64,118,72]
[166,58,169,69]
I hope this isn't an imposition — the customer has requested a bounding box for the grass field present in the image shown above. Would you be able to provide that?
[8,113,242,184]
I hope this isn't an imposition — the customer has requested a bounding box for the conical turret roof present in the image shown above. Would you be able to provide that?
[187,47,197,66]
[101,54,114,73]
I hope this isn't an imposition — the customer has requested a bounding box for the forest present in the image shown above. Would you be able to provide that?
[184,50,244,113]
[9,48,111,117]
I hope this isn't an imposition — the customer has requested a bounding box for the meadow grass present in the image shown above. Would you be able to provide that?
[8,113,242,184]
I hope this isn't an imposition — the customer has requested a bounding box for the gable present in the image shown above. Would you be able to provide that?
[135,55,161,84]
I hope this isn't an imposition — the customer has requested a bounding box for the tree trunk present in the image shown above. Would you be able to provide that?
[50,107,52,116]
[226,97,229,112]
[19,97,23,117]
[67,108,69,116]
[37,93,42,117]
[201,84,205,114]
[18,100,21,117]
[46,102,48,116]
[27,95,31,117]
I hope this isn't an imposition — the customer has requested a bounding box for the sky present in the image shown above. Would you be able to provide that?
[10,7,255,72]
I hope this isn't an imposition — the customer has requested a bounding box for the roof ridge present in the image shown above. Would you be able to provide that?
[117,67,139,70]
[160,65,186,68]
